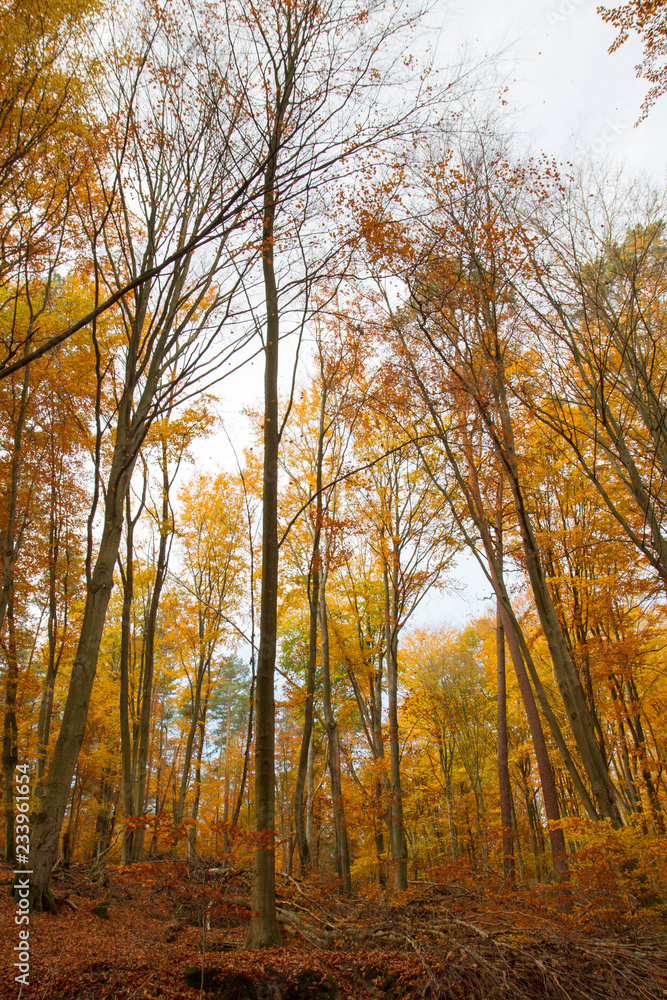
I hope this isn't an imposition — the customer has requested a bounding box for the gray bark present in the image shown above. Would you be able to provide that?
[320,580,352,893]
[384,561,408,891]
[133,451,171,858]
[489,381,621,827]
[496,609,514,881]
[294,381,328,871]
[28,324,165,900]
[35,475,72,798]
[246,141,281,948]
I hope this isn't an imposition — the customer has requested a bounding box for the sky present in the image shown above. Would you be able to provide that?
[202,0,667,634]
[438,0,667,177]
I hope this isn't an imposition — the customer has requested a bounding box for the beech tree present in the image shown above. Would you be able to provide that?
[171,473,246,857]
[327,544,388,882]
[0,282,93,857]
[0,0,101,306]
[599,0,667,118]
[10,0,667,946]
[356,142,619,857]
[117,399,214,861]
[236,0,444,946]
[352,428,456,889]
[26,4,262,907]
[524,190,667,597]
[278,333,365,878]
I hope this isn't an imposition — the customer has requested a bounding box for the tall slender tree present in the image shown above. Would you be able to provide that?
[240,0,444,945]
[26,6,261,906]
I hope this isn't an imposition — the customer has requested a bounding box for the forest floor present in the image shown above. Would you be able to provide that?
[0,857,666,1000]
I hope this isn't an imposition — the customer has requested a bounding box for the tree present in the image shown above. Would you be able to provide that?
[328,545,388,881]
[117,399,214,860]
[171,473,246,855]
[0,0,102,323]
[525,199,667,597]
[353,428,456,890]
[26,3,261,906]
[0,279,93,857]
[278,326,368,879]
[239,0,442,946]
[384,145,622,832]
[599,0,667,118]
[207,653,251,854]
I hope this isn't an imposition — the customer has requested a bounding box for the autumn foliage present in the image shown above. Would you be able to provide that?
[2,0,667,996]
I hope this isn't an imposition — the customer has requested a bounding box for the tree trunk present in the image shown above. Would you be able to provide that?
[446,796,458,860]
[430,425,598,827]
[492,388,621,828]
[499,605,568,880]
[175,657,208,830]
[119,494,136,863]
[374,775,387,884]
[294,559,318,872]
[36,478,67,797]
[452,445,568,878]
[188,716,206,861]
[151,696,165,855]
[0,364,30,637]
[496,606,514,881]
[294,388,326,872]
[306,732,315,859]
[384,562,408,891]
[2,598,19,863]
[232,662,254,829]
[29,513,124,900]
[95,772,115,859]
[133,468,170,859]
[402,350,599,826]
[222,694,232,853]
[246,151,281,949]
[28,358,156,903]
[320,582,352,894]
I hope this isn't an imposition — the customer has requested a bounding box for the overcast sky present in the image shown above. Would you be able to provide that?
[434,0,667,177]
